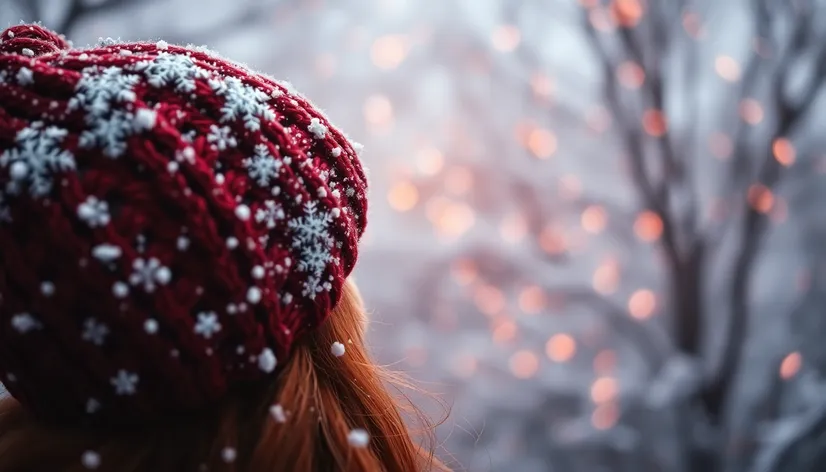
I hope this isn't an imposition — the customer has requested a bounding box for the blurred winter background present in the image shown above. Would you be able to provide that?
[3,0,826,470]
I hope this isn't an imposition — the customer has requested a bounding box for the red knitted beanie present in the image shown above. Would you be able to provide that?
[0,24,368,426]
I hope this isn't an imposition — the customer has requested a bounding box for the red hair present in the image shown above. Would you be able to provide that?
[0,280,449,471]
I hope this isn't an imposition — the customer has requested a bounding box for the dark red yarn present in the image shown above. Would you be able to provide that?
[0,24,368,426]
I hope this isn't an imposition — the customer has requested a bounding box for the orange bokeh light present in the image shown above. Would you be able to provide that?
[594,349,617,373]
[539,226,567,255]
[546,334,577,362]
[387,180,419,212]
[739,98,764,125]
[633,210,663,242]
[500,213,528,244]
[780,352,802,379]
[531,73,554,100]
[611,0,643,28]
[591,376,619,403]
[518,285,547,314]
[617,61,645,89]
[474,284,506,316]
[416,147,444,175]
[715,55,741,82]
[747,184,774,214]
[628,289,656,319]
[772,138,796,167]
[592,258,620,295]
[363,94,394,127]
[559,174,583,200]
[642,109,667,137]
[510,350,540,379]
[370,35,408,70]
[492,319,518,345]
[592,402,620,430]
[581,205,608,234]
[444,166,474,196]
[491,24,521,52]
[527,128,558,159]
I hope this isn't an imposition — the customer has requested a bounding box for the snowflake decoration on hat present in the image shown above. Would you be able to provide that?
[243,144,282,187]
[131,53,209,92]
[208,76,276,131]
[288,201,337,298]
[110,370,138,395]
[129,257,172,293]
[194,311,221,339]
[82,318,109,346]
[0,122,75,198]
[255,200,285,229]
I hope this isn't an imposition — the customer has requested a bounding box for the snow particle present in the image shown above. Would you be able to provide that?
[270,404,287,423]
[133,109,157,131]
[112,281,129,298]
[226,236,239,249]
[258,347,277,373]
[11,313,41,333]
[251,265,265,279]
[331,341,346,357]
[156,40,169,50]
[129,257,171,292]
[40,281,55,296]
[347,429,370,448]
[92,243,122,262]
[246,286,262,304]
[331,147,342,157]
[176,235,190,250]
[144,318,159,334]
[307,118,328,139]
[235,204,251,221]
[81,450,101,469]
[221,447,236,463]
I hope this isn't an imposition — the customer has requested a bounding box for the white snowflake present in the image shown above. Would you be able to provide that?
[16,67,34,86]
[243,144,282,187]
[194,311,221,339]
[68,66,139,116]
[0,122,75,198]
[82,318,109,346]
[209,76,276,131]
[10,313,41,333]
[131,53,210,92]
[206,125,237,151]
[288,202,336,299]
[129,257,172,292]
[255,200,285,229]
[110,370,138,395]
[68,66,149,158]
[77,196,110,227]
[307,118,328,139]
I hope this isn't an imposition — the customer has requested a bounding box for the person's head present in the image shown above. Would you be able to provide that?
[0,24,444,471]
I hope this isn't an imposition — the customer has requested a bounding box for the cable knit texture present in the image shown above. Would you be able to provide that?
[0,24,368,426]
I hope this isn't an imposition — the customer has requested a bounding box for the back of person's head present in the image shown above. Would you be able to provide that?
[0,24,446,471]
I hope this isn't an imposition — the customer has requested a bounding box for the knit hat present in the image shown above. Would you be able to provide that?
[0,24,368,426]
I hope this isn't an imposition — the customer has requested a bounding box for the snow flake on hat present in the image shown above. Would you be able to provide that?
[77,196,111,227]
[258,347,277,373]
[110,369,138,395]
[69,66,149,158]
[194,311,221,339]
[131,53,209,92]
[243,144,282,187]
[82,318,109,346]
[129,257,172,292]
[307,118,327,139]
[208,76,275,131]
[207,125,237,151]
[255,200,285,229]
[0,122,75,198]
[16,67,34,86]
[288,201,336,299]
[11,313,41,333]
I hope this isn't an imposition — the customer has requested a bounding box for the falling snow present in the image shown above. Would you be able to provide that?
[0,123,75,198]
[10,313,41,333]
